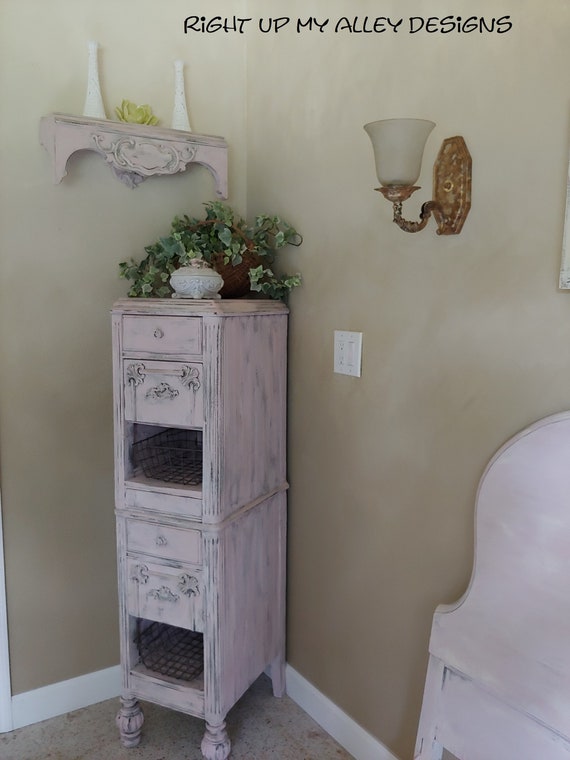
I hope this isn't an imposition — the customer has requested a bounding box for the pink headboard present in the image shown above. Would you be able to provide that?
[430,411,570,738]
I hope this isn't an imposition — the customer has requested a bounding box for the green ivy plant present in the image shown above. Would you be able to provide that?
[119,201,302,300]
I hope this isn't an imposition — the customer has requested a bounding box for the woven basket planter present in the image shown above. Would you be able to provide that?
[212,251,262,298]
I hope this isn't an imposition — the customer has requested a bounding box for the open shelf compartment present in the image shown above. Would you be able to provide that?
[131,427,203,486]
[134,619,204,684]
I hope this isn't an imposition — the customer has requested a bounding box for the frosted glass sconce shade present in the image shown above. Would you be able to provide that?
[364,119,435,186]
[363,117,472,235]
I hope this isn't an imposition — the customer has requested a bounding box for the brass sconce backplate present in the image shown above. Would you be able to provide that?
[433,136,472,235]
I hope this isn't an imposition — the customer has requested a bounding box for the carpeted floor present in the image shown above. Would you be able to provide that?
[0,674,354,759]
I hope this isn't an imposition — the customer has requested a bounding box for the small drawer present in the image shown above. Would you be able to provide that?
[124,360,204,427]
[123,315,202,355]
[127,557,203,632]
[124,487,202,520]
[126,519,202,564]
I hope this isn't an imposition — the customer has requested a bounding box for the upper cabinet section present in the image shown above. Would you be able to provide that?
[39,113,228,196]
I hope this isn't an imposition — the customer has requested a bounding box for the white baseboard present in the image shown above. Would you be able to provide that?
[10,665,121,731]
[286,665,400,760]
[6,661,400,760]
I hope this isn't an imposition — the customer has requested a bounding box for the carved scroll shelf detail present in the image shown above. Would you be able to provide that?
[93,134,198,188]
[39,113,228,196]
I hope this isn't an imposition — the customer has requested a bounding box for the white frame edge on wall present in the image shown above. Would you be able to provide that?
[0,491,13,732]
[559,150,570,288]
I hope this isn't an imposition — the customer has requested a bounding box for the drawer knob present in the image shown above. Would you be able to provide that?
[153,328,164,339]
[156,535,168,547]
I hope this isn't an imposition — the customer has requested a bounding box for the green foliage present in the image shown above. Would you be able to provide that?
[249,266,302,300]
[119,201,302,300]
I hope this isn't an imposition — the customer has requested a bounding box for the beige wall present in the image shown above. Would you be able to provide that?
[2,0,570,757]
[246,0,570,757]
[0,0,247,694]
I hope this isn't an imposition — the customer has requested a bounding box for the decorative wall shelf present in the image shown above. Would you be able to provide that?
[39,113,228,196]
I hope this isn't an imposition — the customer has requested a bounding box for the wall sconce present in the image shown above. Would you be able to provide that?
[364,119,472,235]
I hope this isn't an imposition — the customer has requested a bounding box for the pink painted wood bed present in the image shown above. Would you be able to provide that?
[414,411,570,760]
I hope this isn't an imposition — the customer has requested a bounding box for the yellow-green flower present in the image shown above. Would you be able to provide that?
[115,100,159,126]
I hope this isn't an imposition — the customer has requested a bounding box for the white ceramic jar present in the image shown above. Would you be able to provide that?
[170,258,224,299]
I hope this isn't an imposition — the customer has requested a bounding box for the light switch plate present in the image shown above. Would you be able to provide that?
[334,330,363,377]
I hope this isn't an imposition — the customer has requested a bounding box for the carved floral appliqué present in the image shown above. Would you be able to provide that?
[181,365,201,391]
[178,573,200,597]
[126,362,146,387]
[146,586,179,603]
[145,382,179,401]
[130,564,149,584]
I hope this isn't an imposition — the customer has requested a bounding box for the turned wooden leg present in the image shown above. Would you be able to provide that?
[116,696,144,748]
[269,654,286,697]
[200,720,231,760]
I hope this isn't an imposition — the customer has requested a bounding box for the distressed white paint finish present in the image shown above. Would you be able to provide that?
[124,483,202,519]
[112,299,288,760]
[122,315,202,356]
[415,411,570,760]
[39,114,228,195]
[125,519,202,563]
[123,360,204,427]
[202,314,288,523]
[126,557,204,632]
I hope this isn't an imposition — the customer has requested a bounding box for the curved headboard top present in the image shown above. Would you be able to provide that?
[430,411,570,736]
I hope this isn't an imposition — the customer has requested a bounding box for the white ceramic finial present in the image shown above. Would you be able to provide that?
[83,41,107,119]
[171,60,191,132]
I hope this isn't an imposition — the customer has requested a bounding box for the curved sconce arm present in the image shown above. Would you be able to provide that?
[395,201,440,234]
[377,186,442,233]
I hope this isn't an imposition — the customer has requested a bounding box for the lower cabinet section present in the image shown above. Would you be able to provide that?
[115,492,287,760]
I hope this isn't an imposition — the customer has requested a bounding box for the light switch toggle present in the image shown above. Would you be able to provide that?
[334,331,363,377]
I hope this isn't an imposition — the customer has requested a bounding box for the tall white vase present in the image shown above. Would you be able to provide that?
[83,41,107,119]
[171,60,191,132]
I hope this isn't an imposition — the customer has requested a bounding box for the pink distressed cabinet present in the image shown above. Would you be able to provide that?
[111,298,288,759]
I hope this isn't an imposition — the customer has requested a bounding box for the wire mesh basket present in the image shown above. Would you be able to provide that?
[136,621,204,682]
[132,428,202,485]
